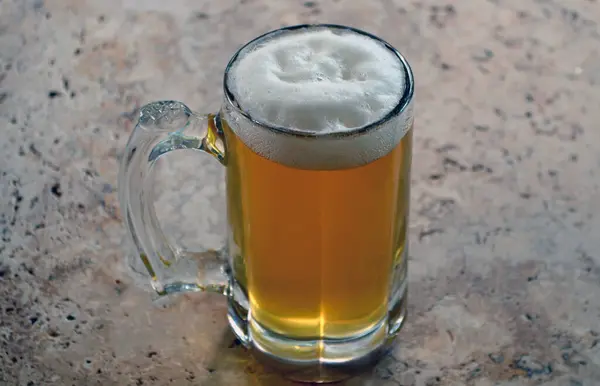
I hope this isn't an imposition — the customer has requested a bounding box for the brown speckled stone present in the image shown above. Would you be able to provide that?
[1,0,599,385]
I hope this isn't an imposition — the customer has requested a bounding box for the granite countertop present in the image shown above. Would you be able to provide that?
[1,0,599,385]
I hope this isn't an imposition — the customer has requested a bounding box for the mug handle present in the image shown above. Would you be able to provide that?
[118,101,229,296]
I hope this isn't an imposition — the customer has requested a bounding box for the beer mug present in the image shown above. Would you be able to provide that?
[119,24,414,382]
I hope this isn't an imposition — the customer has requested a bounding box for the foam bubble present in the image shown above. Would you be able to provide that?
[225,27,412,169]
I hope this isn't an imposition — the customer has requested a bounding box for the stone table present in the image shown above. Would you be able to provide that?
[1,0,599,384]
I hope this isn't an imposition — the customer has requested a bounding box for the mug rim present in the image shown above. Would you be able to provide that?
[222,24,414,139]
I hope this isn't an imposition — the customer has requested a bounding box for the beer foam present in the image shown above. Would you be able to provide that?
[229,29,405,133]
[225,27,412,169]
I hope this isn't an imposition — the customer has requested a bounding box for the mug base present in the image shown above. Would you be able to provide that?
[227,289,407,383]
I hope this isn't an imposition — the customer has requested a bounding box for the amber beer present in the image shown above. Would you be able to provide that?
[223,27,412,341]
[225,124,411,339]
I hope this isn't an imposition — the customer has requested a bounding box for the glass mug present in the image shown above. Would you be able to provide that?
[119,24,414,383]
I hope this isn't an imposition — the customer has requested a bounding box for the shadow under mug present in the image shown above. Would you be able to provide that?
[118,24,414,383]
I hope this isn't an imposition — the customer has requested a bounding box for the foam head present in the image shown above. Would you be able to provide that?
[224,26,413,169]
[228,28,405,133]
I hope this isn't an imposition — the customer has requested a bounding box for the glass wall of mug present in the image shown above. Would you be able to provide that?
[119,24,414,383]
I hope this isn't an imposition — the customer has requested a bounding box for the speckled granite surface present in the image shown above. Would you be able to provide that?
[1,0,600,385]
